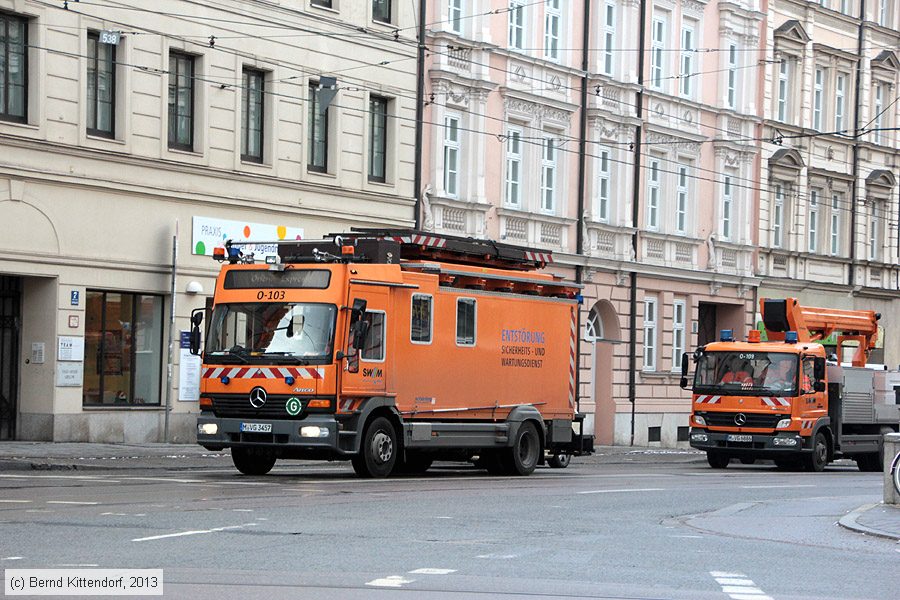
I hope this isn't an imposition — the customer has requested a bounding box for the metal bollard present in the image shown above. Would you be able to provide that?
[884,433,900,505]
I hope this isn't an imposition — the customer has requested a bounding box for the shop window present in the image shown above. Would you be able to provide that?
[83,291,164,406]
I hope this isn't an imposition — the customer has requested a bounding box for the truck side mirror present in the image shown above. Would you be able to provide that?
[189,308,204,355]
[814,357,826,380]
[814,380,826,393]
[679,353,689,389]
[352,319,370,350]
[349,298,367,327]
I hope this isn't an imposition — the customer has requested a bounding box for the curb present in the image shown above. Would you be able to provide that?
[837,503,900,542]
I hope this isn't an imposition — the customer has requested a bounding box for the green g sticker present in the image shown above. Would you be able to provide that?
[285,397,302,416]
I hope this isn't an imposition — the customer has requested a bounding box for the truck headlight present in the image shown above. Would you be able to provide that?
[773,437,798,446]
[300,426,329,438]
[694,415,706,426]
[198,423,218,435]
[691,433,708,442]
[775,419,791,429]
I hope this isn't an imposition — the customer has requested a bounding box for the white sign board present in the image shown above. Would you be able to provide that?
[58,336,85,361]
[31,343,45,364]
[178,350,202,402]
[56,362,84,387]
[192,216,304,260]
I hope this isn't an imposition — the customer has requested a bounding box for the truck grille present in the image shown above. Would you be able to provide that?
[212,395,306,420]
[699,412,788,429]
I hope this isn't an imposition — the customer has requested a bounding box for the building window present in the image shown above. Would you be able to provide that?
[0,13,27,122]
[87,32,116,137]
[676,163,688,234]
[648,426,661,443]
[541,136,557,213]
[680,25,694,98]
[373,0,391,23]
[509,0,525,50]
[308,81,329,172]
[878,0,888,27]
[311,0,333,8]
[830,193,841,255]
[448,0,463,34]
[809,189,819,253]
[777,59,790,123]
[368,95,388,182]
[647,158,660,230]
[168,52,194,150]
[813,68,823,131]
[544,0,560,61]
[726,44,737,110]
[835,73,846,132]
[456,298,476,346]
[505,126,522,207]
[651,16,666,89]
[672,299,685,371]
[83,292,164,406]
[722,175,733,241]
[443,114,460,197]
[643,296,657,371]
[873,83,884,145]
[241,68,265,163]
[411,294,433,344]
[361,311,386,361]
[603,2,616,76]
[869,211,879,261]
[773,184,785,248]
[597,148,611,222]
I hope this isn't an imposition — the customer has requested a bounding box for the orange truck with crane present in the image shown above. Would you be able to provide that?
[190,230,593,477]
[682,298,900,471]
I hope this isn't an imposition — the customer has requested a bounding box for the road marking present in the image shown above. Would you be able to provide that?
[0,500,32,504]
[476,554,518,559]
[47,501,99,505]
[0,474,116,481]
[710,571,772,600]
[670,535,704,539]
[365,575,415,588]
[434,516,453,519]
[577,488,665,495]
[409,568,456,575]
[132,523,257,542]
[740,484,816,489]
[55,564,99,567]
[2,557,24,561]
[232,509,254,512]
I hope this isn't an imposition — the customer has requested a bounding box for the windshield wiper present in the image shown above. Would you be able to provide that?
[261,352,313,365]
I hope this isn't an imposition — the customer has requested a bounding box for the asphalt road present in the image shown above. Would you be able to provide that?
[0,458,895,599]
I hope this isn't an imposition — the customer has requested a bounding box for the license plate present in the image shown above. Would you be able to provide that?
[240,422,272,433]
[727,434,753,443]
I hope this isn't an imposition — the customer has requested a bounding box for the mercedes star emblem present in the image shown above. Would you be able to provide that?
[734,413,747,426]
[249,387,267,409]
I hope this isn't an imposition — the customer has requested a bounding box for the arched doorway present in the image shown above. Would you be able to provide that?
[582,300,621,445]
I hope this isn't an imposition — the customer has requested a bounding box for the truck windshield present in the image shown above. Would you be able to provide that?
[206,303,336,364]
[693,351,799,396]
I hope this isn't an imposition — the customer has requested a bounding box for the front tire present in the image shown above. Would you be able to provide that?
[707,452,730,469]
[500,422,541,476]
[231,447,276,476]
[351,416,398,478]
[804,432,828,472]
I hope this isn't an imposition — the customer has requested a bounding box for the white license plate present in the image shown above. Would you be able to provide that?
[240,422,272,433]
[727,434,753,442]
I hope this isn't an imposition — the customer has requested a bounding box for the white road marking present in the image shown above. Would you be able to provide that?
[47,501,99,505]
[740,484,816,489]
[132,522,257,542]
[365,575,415,588]
[2,557,24,561]
[0,500,32,504]
[710,571,773,600]
[577,488,665,495]
[476,554,518,559]
[409,568,456,575]
[232,509,254,512]
[671,535,704,539]
[434,516,453,519]
[55,564,99,567]
[0,474,116,481]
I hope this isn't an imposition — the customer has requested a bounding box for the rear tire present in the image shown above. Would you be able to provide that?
[500,422,541,476]
[855,453,882,472]
[804,432,828,473]
[397,452,433,474]
[707,452,730,469]
[548,453,571,469]
[231,447,276,476]
[351,416,398,478]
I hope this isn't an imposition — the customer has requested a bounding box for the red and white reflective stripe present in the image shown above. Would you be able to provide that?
[568,308,577,410]
[339,398,355,412]
[695,395,721,404]
[202,367,324,380]
[390,235,447,248]
[523,251,553,263]
[760,397,790,407]
[801,419,815,429]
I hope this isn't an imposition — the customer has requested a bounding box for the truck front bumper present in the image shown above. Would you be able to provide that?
[688,429,811,455]
[196,414,354,457]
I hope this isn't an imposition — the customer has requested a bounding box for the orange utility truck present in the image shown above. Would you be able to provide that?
[682,298,899,471]
[191,230,593,477]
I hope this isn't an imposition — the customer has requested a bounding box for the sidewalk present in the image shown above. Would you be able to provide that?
[838,503,900,542]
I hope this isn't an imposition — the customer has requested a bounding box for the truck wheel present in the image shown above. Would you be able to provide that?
[548,453,571,468]
[501,422,541,476]
[231,447,276,476]
[805,432,828,472]
[398,452,433,474]
[855,453,881,472]
[707,452,730,469]
[351,416,398,478]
